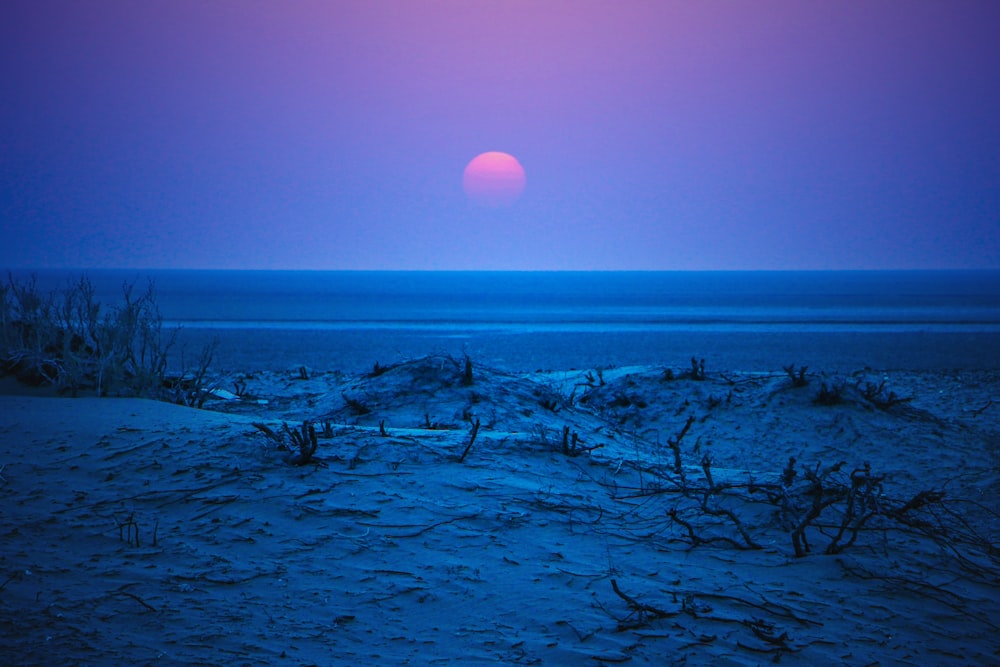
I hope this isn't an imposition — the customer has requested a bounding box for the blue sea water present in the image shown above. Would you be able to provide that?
[14,270,1000,373]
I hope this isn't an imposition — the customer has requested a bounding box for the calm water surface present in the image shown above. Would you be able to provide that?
[16,270,1000,373]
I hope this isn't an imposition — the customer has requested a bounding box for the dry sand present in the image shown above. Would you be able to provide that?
[1,356,998,665]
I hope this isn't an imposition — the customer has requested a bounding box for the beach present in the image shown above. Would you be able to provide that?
[7,0,1000,662]
[1,356,997,665]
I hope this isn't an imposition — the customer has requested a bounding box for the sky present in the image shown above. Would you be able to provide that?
[2,0,999,271]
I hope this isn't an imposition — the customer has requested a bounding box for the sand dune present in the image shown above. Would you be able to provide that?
[1,357,997,665]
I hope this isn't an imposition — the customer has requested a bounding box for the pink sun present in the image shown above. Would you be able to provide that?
[462,151,526,207]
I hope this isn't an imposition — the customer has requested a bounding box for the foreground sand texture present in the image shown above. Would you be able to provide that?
[1,357,998,665]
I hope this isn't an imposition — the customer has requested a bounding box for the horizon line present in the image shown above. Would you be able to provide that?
[5,267,1000,274]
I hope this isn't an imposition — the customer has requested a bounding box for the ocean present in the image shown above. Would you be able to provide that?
[12,270,1000,374]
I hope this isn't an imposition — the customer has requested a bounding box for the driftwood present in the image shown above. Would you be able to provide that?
[457,418,481,463]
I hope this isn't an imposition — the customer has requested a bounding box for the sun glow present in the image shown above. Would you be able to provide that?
[462,151,526,207]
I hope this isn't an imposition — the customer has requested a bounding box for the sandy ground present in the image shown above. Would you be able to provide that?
[1,356,998,665]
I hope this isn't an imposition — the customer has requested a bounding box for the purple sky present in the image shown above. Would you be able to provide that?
[2,1,998,270]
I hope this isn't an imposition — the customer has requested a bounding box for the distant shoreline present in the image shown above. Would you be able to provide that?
[8,268,999,375]
[9,267,1000,273]
[171,326,1000,376]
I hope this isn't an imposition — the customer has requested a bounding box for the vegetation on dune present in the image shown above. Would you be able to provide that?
[0,272,217,405]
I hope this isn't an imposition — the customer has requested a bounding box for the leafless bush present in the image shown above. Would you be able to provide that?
[582,368,606,387]
[0,273,222,404]
[662,430,762,551]
[858,378,913,410]
[252,420,319,466]
[342,392,371,416]
[535,385,563,413]
[780,460,961,558]
[612,416,974,563]
[1,273,62,385]
[170,337,219,408]
[559,425,602,457]
[3,274,170,396]
[813,381,845,406]
[783,364,809,388]
[283,420,319,465]
[667,416,696,486]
